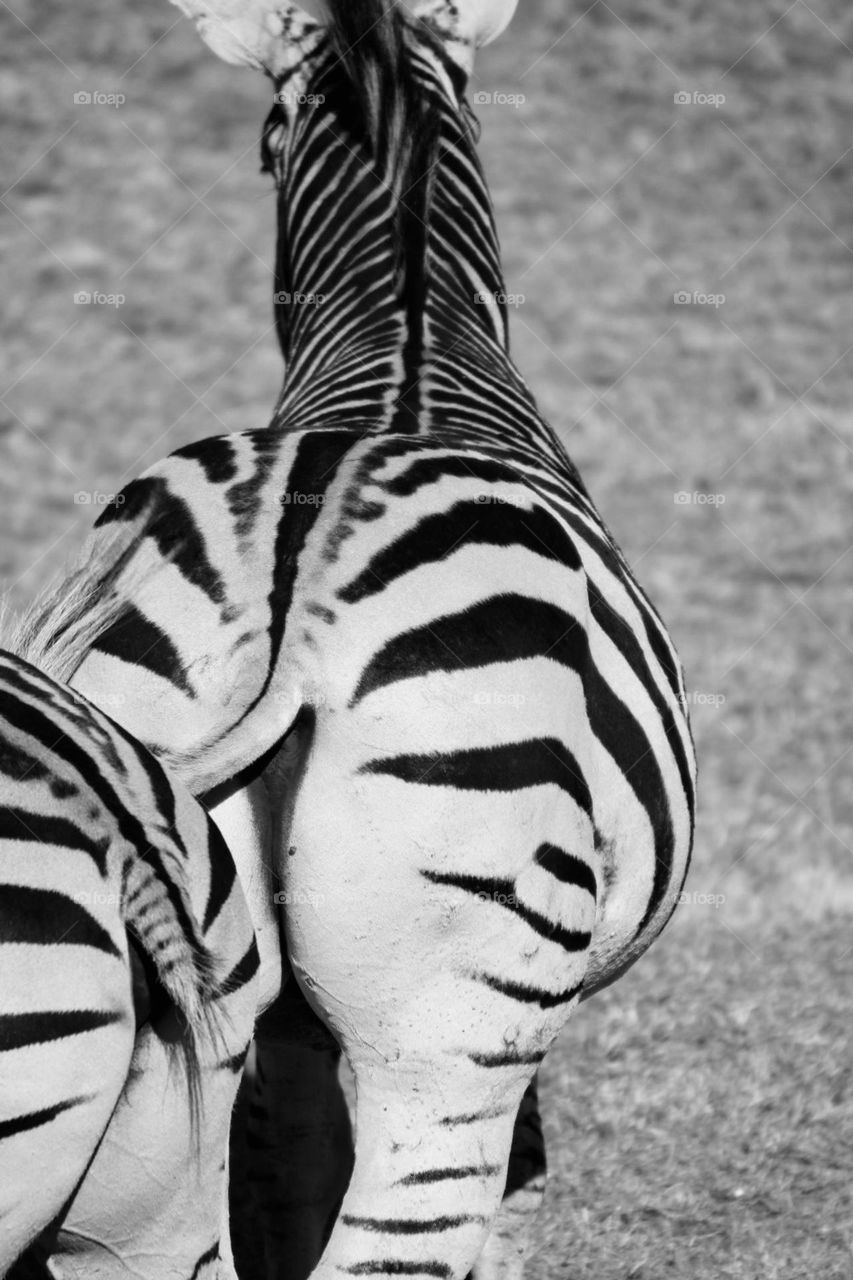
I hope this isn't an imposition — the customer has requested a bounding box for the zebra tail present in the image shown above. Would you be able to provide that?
[122,853,221,1148]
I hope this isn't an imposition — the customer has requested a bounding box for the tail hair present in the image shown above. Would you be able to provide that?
[122,852,222,1150]
[1,524,142,684]
[1,519,174,688]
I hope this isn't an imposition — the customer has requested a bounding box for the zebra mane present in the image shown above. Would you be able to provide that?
[262,0,475,300]
[0,526,145,684]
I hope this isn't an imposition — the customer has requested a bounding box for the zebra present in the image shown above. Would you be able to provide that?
[15,0,697,1276]
[0,638,260,1278]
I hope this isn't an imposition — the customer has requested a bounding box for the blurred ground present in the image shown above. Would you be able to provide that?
[2,1,852,1277]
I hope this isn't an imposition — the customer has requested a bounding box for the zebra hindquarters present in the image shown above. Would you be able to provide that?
[0,887,136,1275]
[48,864,259,1280]
[282,696,596,1280]
[49,1019,235,1280]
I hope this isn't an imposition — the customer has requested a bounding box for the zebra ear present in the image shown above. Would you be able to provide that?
[403,0,518,68]
[168,0,326,73]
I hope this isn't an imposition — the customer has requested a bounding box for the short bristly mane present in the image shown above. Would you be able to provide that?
[261,0,468,298]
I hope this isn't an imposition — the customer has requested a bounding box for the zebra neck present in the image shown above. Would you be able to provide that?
[268,73,530,439]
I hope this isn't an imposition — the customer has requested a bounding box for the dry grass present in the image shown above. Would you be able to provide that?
[2,1,852,1276]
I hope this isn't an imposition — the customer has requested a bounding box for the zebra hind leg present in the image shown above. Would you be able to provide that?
[470,1075,547,1280]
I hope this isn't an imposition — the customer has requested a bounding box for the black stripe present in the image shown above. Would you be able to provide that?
[396,1164,501,1185]
[422,870,591,952]
[556,505,684,702]
[0,808,109,874]
[380,453,527,499]
[473,971,583,1010]
[587,577,695,810]
[225,431,280,539]
[582,663,674,932]
[2,692,205,959]
[344,1265,452,1278]
[0,732,49,783]
[94,602,195,697]
[350,593,585,705]
[354,585,676,931]
[0,1008,124,1051]
[355,582,676,929]
[95,476,227,607]
[0,885,121,957]
[438,1105,512,1127]
[379,457,688,717]
[175,436,238,484]
[233,430,357,725]
[202,816,238,934]
[131,743,183,861]
[341,1215,483,1234]
[0,1094,89,1141]
[360,739,592,817]
[188,1242,220,1279]
[469,1047,548,1068]
[0,665,128,778]
[218,1043,251,1074]
[533,842,597,899]
[337,500,582,604]
[218,938,260,996]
